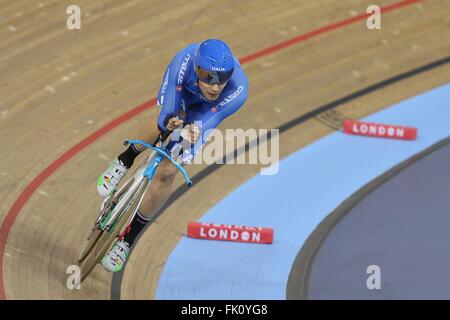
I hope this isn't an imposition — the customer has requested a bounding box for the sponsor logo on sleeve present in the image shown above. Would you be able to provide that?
[177,54,191,85]
[218,85,244,108]
[161,68,170,95]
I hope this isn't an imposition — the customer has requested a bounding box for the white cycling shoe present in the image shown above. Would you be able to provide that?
[97,159,128,198]
[101,240,130,273]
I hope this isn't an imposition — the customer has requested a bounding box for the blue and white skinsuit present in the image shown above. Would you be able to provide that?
[155,43,249,162]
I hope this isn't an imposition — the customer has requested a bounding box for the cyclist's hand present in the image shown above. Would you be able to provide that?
[182,124,201,144]
[166,117,184,131]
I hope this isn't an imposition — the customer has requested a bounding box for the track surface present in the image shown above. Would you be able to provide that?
[0,0,449,299]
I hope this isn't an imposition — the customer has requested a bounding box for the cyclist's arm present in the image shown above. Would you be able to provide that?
[156,52,189,132]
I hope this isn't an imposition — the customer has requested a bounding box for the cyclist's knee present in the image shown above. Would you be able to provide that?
[156,160,178,182]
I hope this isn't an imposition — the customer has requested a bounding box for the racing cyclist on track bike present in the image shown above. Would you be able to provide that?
[96,39,249,272]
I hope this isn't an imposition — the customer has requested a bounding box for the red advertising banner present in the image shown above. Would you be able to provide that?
[343,119,417,140]
[187,222,274,244]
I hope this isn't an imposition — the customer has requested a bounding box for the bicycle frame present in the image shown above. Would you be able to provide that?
[127,139,192,184]
[98,139,192,232]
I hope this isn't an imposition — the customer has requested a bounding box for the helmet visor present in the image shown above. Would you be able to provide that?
[195,67,233,85]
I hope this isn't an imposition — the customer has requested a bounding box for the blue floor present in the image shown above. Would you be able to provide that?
[308,140,450,299]
[156,83,450,299]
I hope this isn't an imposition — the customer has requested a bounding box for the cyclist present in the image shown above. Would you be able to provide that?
[97,39,248,272]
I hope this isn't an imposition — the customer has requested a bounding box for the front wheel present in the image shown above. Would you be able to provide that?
[77,196,115,263]
[79,178,149,283]
[78,226,103,264]
[77,176,134,267]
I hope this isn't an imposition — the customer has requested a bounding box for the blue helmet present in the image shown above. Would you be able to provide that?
[194,39,235,85]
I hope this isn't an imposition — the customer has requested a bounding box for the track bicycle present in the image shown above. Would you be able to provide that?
[77,132,192,282]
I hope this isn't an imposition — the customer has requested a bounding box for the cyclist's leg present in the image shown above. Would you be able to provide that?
[137,98,244,219]
[97,115,161,198]
[120,111,181,217]
[119,98,189,249]
[135,103,218,219]
[134,94,191,217]
[132,96,244,220]
[138,157,179,215]
[119,151,179,249]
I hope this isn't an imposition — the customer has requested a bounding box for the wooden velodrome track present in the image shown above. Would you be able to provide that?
[0,0,449,299]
